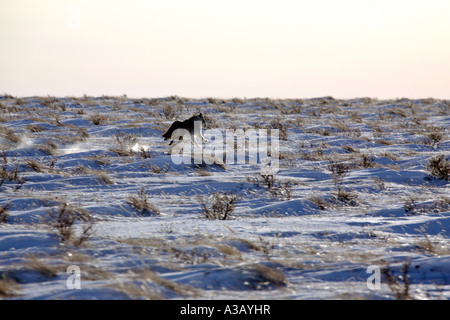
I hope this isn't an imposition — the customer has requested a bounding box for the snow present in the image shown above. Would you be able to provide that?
[0,95,449,300]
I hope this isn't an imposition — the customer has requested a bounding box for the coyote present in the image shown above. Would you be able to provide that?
[162,113,208,145]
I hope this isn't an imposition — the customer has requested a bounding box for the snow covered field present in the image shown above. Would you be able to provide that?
[0,95,449,300]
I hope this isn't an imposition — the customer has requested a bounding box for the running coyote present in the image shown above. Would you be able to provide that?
[162,113,208,145]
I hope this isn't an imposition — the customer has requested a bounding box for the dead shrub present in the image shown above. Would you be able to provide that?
[0,203,10,223]
[382,260,413,300]
[332,187,358,206]
[249,173,293,199]
[44,203,95,246]
[89,113,109,125]
[421,126,445,149]
[138,145,152,159]
[110,132,139,156]
[259,174,275,189]
[269,119,290,141]
[309,196,327,210]
[426,155,450,181]
[199,191,240,220]
[114,132,138,145]
[327,160,358,206]
[328,161,351,186]
[359,154,376,169]
[404,197,450,215]
[230,97,245,104]
[162,104,178,120]
[0,152,25,189]
[373,177,386,190]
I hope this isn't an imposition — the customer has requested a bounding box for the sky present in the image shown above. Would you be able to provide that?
[1,0,449,99]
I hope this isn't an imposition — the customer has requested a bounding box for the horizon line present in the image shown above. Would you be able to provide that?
[2,93,449,101]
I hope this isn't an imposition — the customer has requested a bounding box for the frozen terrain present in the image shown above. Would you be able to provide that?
[0,95,449,300]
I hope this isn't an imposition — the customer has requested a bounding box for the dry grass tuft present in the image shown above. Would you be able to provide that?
[0,126,21,145]
[245,263,288,289]
[126,187,160,215]
[0,274,19,298]
[37,140,58,155]
[25,255,59,278]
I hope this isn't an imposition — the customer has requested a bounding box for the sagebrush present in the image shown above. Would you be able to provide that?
[199,191,240,220]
